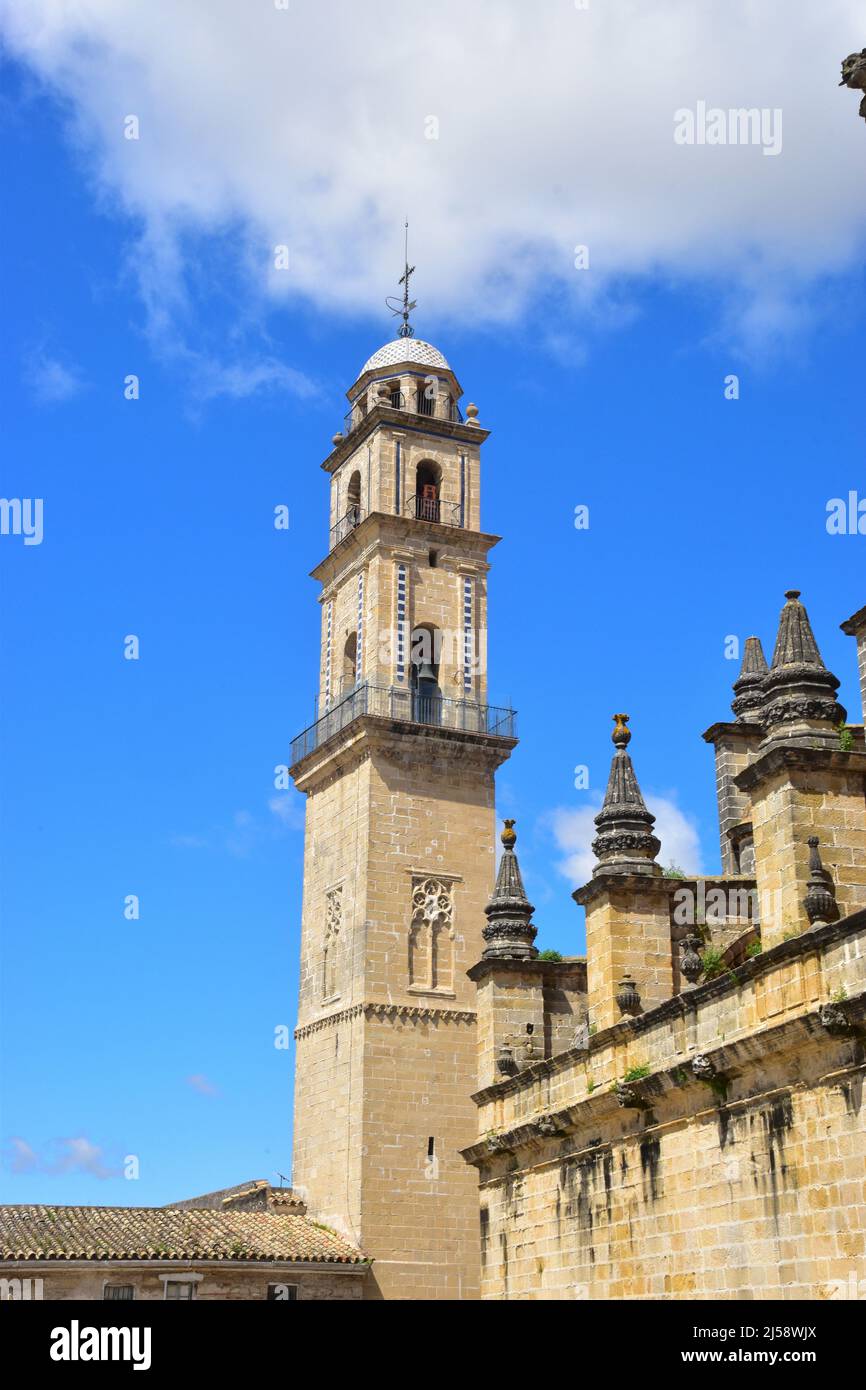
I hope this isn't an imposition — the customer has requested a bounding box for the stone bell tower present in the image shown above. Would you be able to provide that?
[288,289,516,1299]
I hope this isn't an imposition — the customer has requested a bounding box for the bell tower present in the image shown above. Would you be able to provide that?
[289,282,516,1299]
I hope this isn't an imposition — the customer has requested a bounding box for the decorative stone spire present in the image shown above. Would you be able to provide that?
[482,821,538,959]
[591,715,661,876]
[803,836,840,929]
[731,636,768,721]
[763,591,845,738]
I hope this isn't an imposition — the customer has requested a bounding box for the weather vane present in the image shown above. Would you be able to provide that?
[386,219,416,338]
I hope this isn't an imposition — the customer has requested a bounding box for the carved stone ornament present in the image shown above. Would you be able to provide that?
[535,1114,567,1138]
[818,1002,851,1036]
[615,974,641,1016]
[691,1054,717,1082]
[840,49,866,121]
[614,1083,642,1109]
[803,837,840,929]
[680,936,703,986]
[485,1133,512,1155]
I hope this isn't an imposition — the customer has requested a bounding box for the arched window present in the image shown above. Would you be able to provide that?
[346,470,361,526]
[409,877,455,992]
[342,632,358,693]
[410,624,441,725]
[415,461,441,522]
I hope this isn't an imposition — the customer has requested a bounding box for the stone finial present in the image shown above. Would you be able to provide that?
[332,432,344,446]
[731,636,768,721]
[591,716,661,876]
[762,590,845,738]
[465,403,480,427]
[482,820,538,960]
[803,836,840,929]
[612,712,631,747]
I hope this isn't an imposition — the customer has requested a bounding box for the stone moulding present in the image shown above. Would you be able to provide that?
[461,991,866,1169]
[291,713,514,788]
[295,1001,477,1040]
[733,742,866,793]
[470,908,866,1106]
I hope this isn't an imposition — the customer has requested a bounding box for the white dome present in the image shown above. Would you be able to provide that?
[360,337,450,377]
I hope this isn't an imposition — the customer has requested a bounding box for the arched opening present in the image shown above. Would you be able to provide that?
[342,632,358,694]
[346,470,361,527]
[410,624,441,725]
[415,461,441,523]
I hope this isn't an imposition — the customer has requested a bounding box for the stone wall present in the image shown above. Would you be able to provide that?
[466,913,866,1300]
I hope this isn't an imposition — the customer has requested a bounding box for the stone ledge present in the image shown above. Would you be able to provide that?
[841,604,866,636]
[467,957,587,987]
[290,712,515,789]
[470,908,866,1104]
[321,405,490,473]
[734,741,866,791]
[462,990,866,1168]
[295,1000,477,1039]
[701,720,763,744]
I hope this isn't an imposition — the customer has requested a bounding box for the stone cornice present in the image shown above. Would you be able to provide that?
[469,908,866,1107]
[841,604,866,636]
[467,957,587,987]
[701,720,763,745]
[291,713,515,790]
[295,1000,477,1040]
[733,741,866,792]
[461,990,866,1168]
[312,511,500,584]
[321,406,489,474]
[571,869,671,908]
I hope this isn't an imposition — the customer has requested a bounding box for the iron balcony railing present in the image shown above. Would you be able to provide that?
[341,384,463,438]
[330,505,364,548]
[290,682,516,765]
[404,494,462,527]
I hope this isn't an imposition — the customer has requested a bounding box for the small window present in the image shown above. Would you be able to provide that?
[427,1136,435,1158]
[428,550,438,568]
[268,1283,299,1301]
[103,1284,135,1301]
[164,1280,195,1300]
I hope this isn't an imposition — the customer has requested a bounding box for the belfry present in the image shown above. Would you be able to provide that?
[288,274,516,1299]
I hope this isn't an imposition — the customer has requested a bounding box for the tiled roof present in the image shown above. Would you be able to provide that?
[0,1205,365,1264]
[360,337,450,376]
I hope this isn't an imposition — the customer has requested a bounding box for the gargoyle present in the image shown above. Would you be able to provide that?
[840,50,866,122]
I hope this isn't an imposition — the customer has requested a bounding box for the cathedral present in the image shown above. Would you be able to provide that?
[2,320,864,1301]
[286,320,866,1300]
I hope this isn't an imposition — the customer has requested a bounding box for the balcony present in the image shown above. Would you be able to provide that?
[404,494,461,527]
[290,682,517,765]
[342,386,463,438]
[330,505,364,549]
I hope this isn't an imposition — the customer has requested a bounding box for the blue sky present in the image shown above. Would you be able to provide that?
[2,7,865,1206]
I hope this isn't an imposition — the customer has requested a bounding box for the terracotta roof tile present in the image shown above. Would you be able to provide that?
[0,1205,365,1264]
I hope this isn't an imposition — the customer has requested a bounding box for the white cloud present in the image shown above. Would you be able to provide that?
[550,792,704,885]
[50,1136,117,1178]
[186,1073,220,1098]
[268,794,305,831]
[7,1136,38,1173]
[5,1135,120,1179]
[3,1,865,353]
[24,350,86,404]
